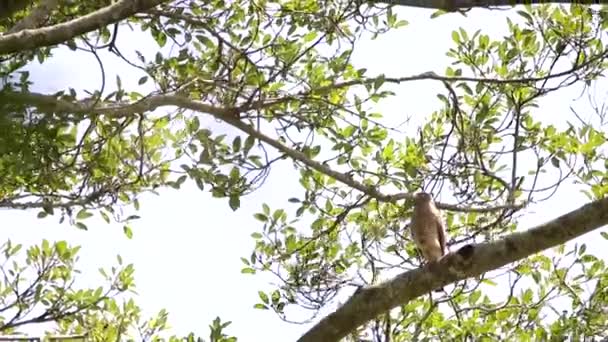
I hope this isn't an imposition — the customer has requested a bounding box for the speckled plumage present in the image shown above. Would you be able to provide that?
[410,192,447,263]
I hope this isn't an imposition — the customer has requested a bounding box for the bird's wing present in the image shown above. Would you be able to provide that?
[436,217,447,255]
[409,215,418,240]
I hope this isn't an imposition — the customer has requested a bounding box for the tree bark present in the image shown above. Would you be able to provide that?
[0,0,168,54]
[297,196,608,342]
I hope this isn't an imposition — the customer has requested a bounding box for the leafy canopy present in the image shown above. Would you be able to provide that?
[1,0,608,341]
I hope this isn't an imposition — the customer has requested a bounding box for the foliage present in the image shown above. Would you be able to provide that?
[1,0,608,340]
[0,239,236,341]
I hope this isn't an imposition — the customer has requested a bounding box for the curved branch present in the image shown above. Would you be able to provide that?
[0,0,167,54]
[217,109,524,213]
[4,90,525,213]
[298,196,608,342]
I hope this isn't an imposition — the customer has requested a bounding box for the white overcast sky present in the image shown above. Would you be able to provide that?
[7,5,608,341]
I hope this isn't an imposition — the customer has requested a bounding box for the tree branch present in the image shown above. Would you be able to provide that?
[214,109,524,213]
[248,55,608,113]
[4,89,525,213]
[298,196,608,342]
[0,0,167,54]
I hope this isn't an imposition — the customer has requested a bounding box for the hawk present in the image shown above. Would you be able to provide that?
[410,192,448,277]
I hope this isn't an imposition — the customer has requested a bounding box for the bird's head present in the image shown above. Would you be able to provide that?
[414,192,433,204]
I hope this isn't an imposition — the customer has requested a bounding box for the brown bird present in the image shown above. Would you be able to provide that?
[410,192,448,291]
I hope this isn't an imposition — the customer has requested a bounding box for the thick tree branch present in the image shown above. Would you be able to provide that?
[298,196,608,342]
[369,0,601,10]
[0,0,167,54]
[4,90,524,213]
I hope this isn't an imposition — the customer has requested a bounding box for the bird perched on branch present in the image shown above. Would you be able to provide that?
[410,192,448,291]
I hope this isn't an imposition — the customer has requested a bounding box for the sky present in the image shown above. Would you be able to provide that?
[6,4,608,341]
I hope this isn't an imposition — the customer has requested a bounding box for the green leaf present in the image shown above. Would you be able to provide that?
[272,209,285,222]
[303,32,317,43]
[451,30,460,43]
[395,20,409,28]
[232,136,242,152]
[522,288,533,303]
[229,195,240,211]
[430,9,447,18]
[123,225,133,239]
[517,10,533,23]
[482,279,498,286]
[76,209,93,220]
[229,167,240,180]
[244,136,256,152]
[254,213,268,222]
[241,267,256,274]
[75,222,88,230]
[469,290,481,305]
[258,291,269,304]
[100,211,110,223]
[55,241,68,256]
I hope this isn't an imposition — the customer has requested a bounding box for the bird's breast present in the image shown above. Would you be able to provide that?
[411,222,438,239]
